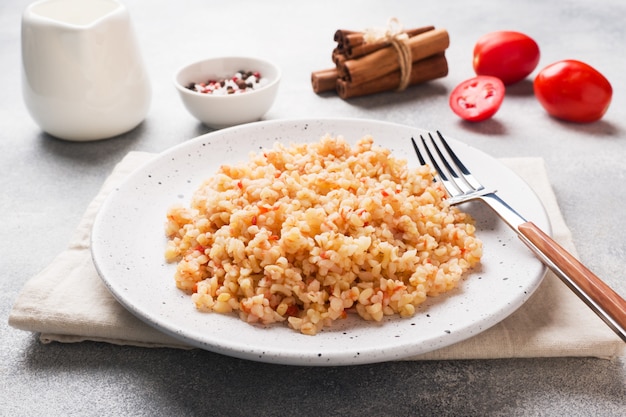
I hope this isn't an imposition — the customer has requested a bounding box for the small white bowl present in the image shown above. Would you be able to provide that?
[174,56,281,128]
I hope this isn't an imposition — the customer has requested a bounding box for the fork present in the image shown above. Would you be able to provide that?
[412,131,626,342]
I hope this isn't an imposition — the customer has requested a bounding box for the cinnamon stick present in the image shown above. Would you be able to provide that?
[332,49,347,66]
[345,26,436,59]
[336,53,448,99]
[343,32,367,49]
[341,28,449,87]
[334,29,359,50]
[311,67,339,93]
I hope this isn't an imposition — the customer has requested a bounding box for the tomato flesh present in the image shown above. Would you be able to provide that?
[534,60,612,123]
[449,76,505,122]
[473,31,540,85]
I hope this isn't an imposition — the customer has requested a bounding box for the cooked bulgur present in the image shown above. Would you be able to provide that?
[164,135,482,335]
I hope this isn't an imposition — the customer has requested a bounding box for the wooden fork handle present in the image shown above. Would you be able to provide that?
[519,221,626,342]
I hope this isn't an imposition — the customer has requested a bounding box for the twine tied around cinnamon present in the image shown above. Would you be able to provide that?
[363,18,412,91]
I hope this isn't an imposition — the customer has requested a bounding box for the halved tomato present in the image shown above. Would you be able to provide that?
[449,76,505,122]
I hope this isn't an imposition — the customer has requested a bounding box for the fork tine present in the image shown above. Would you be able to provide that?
[424,132,471,194]
[435,131,484,192]
[412,134,464,199]
[420,136,447,180]
[412,131,491,202]
[410,136,428,167]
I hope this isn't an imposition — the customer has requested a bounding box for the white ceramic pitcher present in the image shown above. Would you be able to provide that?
[21,0,151,141]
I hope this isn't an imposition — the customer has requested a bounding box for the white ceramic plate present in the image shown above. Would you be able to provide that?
[91,118,549,366]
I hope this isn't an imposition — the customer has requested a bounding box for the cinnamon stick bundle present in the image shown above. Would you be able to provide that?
[336,53,448,99]
[312,24,450,99]
[341,28,449,86]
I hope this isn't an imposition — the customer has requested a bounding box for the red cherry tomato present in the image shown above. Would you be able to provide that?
[533,60,612,123]
[449,76,505,122]
[473,31,540,85]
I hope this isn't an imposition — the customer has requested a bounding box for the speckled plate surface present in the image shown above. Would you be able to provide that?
[91,118,549,366]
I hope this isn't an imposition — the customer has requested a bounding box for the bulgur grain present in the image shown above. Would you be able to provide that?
[164,135,482,335]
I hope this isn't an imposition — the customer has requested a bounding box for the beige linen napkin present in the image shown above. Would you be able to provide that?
[8,152,624,360]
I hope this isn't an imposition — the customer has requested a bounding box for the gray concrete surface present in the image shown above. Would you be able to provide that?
[2,0,624,415]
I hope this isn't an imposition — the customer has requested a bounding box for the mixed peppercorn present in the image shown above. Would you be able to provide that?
[186,70,265,95]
